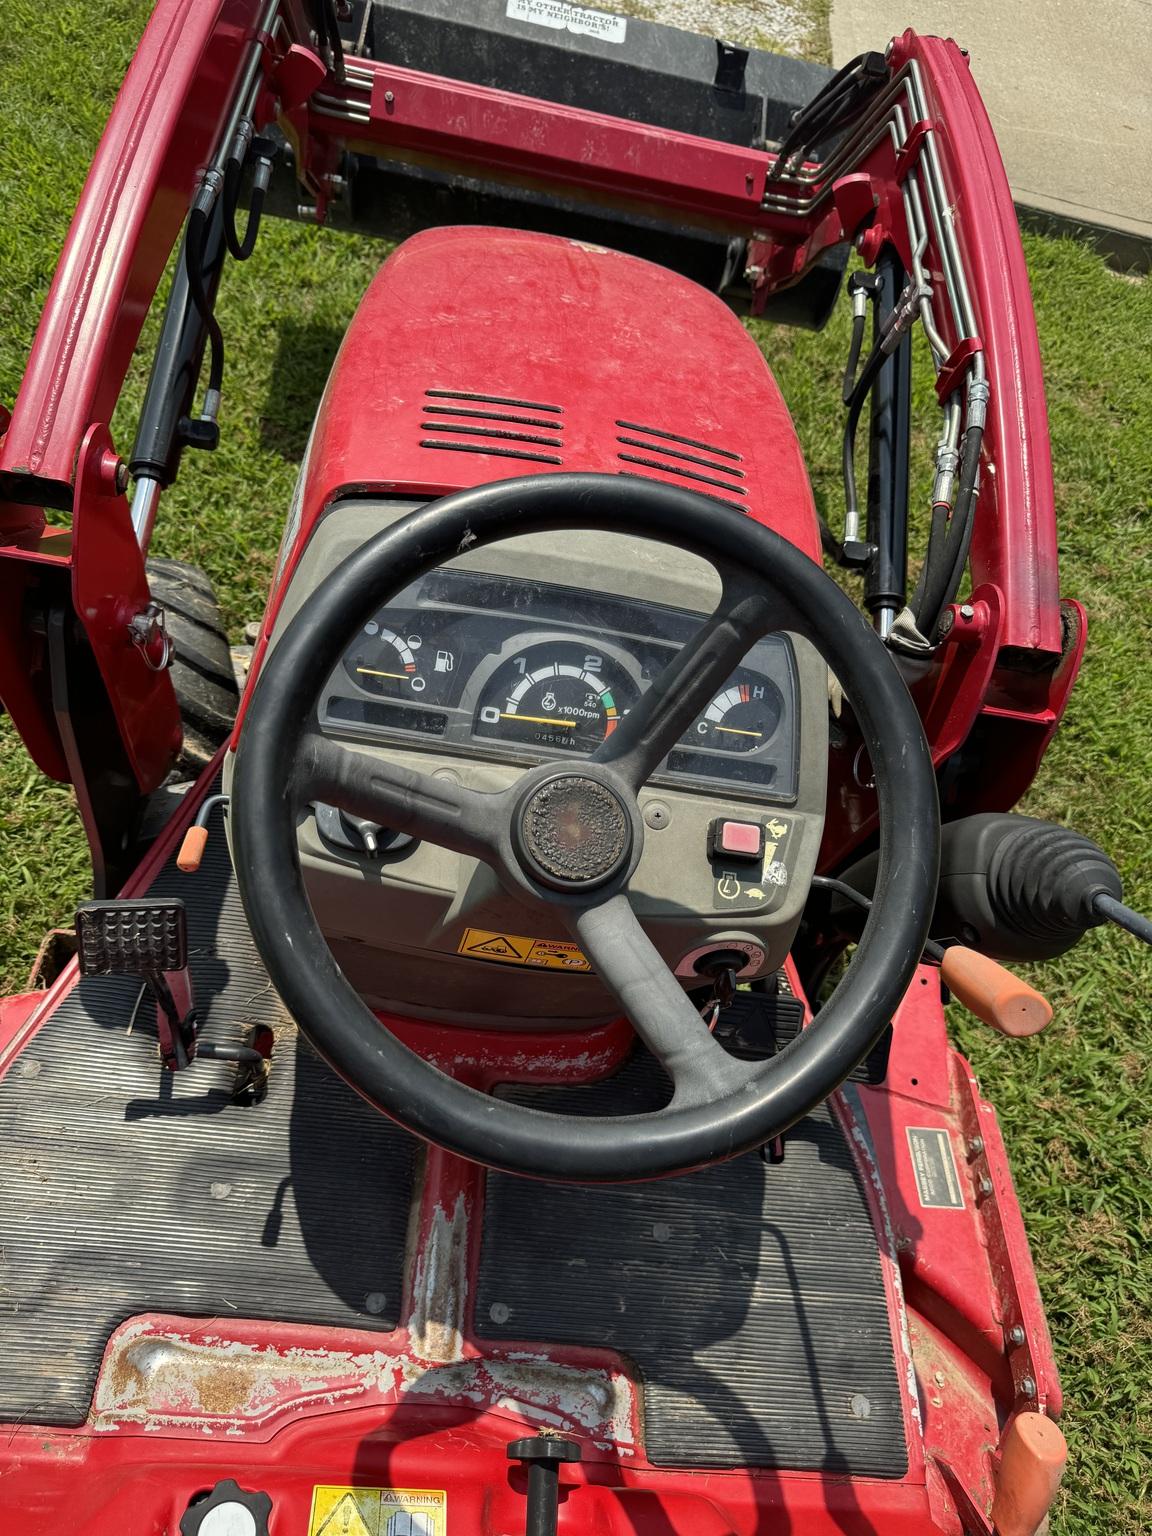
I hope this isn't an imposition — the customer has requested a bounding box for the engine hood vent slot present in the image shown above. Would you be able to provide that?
[421,388,565,465]
[616,419,746,504]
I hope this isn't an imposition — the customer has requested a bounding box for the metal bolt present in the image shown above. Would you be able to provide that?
[643,801,670,830]
[297,204,318,220]
[1008,1326,1026,1347]
[743,264,764,282]
[1020,1376,1036,1399]
[959,603,975,621]
[978,1176,994,1198]
[967,1136,985,1156]
[99,450,130,496]
[384,89,395,105]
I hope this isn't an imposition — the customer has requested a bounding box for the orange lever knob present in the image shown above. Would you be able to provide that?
[176,824,210,874]
[991,1411,1067,1535]
[940,947,1053,1037]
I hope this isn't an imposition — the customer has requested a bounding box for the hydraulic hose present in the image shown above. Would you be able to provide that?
[769,51,887,177]
[222,119,276,262]
[184,172,226,427]
[840,340,887,550]
[914,398,985,637]
[840,280,923,555]
[842,309,867,405]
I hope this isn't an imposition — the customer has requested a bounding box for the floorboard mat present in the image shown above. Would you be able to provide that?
[0,807,416,1425]
[476,1057,907,1475]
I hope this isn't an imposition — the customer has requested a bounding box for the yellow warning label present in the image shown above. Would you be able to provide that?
[458,926,591,972]
[309,1486,446,1536]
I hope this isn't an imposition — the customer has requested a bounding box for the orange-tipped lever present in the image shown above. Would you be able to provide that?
[176,793,229,875]
[940,947,1052,1037]
[991,1411,1067,1536]
[177,825,209,873]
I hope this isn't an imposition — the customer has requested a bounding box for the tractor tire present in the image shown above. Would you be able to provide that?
[146,557,239,774]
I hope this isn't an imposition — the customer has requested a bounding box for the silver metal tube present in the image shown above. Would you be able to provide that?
[131,475,162,550]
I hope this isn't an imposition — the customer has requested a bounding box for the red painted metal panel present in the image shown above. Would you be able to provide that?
[856,966,1063,1524]
[331,60,782,234]
[295,227,816,550]
[890,34,1061,657]
[0,0,263,520]
[71,424,182,790]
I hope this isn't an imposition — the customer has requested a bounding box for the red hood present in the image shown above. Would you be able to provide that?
[288,224,821,564]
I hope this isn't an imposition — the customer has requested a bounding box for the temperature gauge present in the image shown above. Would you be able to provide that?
[690,673,783,753]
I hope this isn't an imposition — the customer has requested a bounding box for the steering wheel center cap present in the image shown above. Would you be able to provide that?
[515,773,634,890]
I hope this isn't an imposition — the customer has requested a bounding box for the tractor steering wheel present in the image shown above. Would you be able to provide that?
[232,475,938,1181]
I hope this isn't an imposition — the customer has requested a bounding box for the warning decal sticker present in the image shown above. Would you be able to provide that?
[458,926,591,971]
[309,1486,446,1536]
[905,1126,966,1210]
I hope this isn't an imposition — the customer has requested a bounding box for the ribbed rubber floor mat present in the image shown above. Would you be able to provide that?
[0,806,416,1425]
[476,1058,907,1475]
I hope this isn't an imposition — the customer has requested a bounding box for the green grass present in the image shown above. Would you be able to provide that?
[1,4,1150,1528]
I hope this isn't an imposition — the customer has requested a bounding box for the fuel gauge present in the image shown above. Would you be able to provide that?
[344,622,426,698]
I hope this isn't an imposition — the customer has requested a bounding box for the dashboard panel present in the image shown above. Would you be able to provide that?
[322,568,800,801]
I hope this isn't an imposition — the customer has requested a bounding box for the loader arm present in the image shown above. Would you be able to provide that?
[0,0,1077,888]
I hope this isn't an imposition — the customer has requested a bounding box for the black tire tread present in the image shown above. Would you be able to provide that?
[146,558,240,772]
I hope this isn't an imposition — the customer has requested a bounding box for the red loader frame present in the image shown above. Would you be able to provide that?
[0,3,1080,884]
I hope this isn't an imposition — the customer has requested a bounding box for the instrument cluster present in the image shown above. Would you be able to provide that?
[323,569,799,800]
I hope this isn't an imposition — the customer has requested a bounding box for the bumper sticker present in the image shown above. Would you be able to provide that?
[506,0,628,45]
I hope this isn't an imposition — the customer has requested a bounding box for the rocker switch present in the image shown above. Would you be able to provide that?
[709,819,764,861]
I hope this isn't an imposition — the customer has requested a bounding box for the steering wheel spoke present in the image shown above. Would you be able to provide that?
[592,574,777,789]
[298,733,506,863]
[569,894,753,1108]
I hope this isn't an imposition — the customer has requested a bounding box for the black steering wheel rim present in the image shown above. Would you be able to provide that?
[232,474,939,1181]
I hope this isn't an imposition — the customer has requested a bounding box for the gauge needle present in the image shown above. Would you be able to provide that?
[715,725,762,738]
[357,667,409,681]
[500,712,576,728]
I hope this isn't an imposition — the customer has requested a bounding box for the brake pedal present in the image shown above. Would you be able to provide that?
[77,899,196,1070]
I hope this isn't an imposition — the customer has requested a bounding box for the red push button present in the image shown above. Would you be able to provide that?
[710,819,764,861]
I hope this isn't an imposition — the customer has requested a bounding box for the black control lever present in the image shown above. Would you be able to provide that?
[1093,893,1152,947]
[508,1435,581,1536]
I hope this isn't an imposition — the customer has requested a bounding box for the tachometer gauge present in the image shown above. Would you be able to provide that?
[474,640,638,753]
[344,622,425,698]
[689,672,783,752]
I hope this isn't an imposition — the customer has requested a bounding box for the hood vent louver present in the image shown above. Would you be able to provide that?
[615,419,746,507]
[420,389,565,465]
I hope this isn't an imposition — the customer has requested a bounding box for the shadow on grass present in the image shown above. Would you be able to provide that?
[259,318,345,460]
